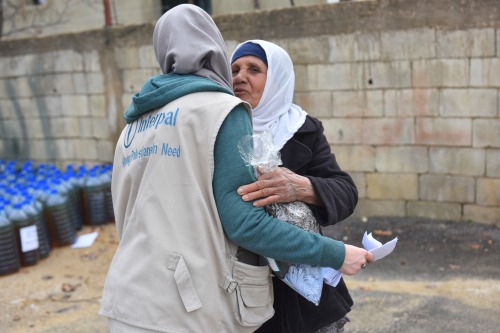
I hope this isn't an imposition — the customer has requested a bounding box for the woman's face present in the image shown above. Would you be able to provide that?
[231,55,267,108]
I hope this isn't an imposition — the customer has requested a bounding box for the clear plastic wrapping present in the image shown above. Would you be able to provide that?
[238,131,324,305]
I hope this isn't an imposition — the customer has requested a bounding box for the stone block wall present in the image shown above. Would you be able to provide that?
[0,0,499,224]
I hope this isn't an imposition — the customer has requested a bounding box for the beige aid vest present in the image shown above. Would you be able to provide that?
[99,92,274,333]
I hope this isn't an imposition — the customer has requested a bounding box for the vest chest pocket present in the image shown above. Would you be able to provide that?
[231,258,274,327]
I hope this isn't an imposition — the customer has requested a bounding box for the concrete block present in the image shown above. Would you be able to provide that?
[476,178,500,206]
[470,59,500,87]
[2,119,22,139]
[288,37,329,64]
[352,199,406,218]
[28,140,49,160]
[294,91,333,118]
[330,145,375,172]
[49,117,81,138]
[384,88,439,117]
[38,96,63,117]
[307,64,360,91]
[85,73,105,94]
[51,50,84,72]
[0,54,35,77]
[497,28,500,58]
[440,89,498,117]
[90,95,107,117]
[73,139,98,160]
[0,79,7,98]
[122,93,132,112]
[122,69,159,93]
[34,139,66,160]
[375,146,428,173]
[37,73,76,95]
[416,118,471,146]
[366,173,418,200]
[473,119,500,148]
[349,172,366,198]
[486,149,500,177]
[72,73,88,94]
[322,118,363,145]
[413,59,469,88]
[53,138,77,159]
[138,45,158,69]
[25,117,47,139]
[78,118,93,138]
[226,40,240,56]
[114,46,140,70]
[10,77,32,98]
[429,147,485,176]
[5,98,35,118]
[361,61,412,89]
[463,205,500,225]
[328,32,381,63]
[0,99,15,119]
[407,201,462,221]
[294,65,308,91]
[362,118,414,145]
[419,174,475,203]
[83,50,101,72]
[92,117,112,140]
[381,28,435,60]
[437,28,495,58]
[0,140,13,158]
[97,140,115,163]
[332,90,384,117]
[61,95,89,116]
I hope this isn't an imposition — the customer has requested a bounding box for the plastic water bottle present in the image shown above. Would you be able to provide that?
[101,165,114,223]
[9,202,40,267]
[23,196,51,259]
[44,188,76,247]
[0,209,21,276]
[63,168,84,231]
[82,169,108,225]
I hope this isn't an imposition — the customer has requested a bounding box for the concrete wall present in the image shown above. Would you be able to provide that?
[1,0,162,40]
[0,0,499,224]
[1,0,367,40]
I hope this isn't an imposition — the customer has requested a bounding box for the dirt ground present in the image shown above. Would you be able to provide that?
[1,217,499,333]
[0,224,118,333]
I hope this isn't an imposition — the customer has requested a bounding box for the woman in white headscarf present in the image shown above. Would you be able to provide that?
[232,40,362,333]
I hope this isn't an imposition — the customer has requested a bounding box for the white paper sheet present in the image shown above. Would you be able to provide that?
[362,231,398,261]
[71,231,99,248]
[323,231,398,287]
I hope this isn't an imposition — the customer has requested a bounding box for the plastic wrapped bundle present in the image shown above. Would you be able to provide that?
[238,131,324,305]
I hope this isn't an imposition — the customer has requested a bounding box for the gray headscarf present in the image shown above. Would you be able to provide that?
[153,4,232,91]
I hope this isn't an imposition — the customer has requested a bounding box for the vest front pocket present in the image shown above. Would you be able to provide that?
[231,258,274,327]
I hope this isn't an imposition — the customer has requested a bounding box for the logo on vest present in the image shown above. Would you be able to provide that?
[124,108,180,148]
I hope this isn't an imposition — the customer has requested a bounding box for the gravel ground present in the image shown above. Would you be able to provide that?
[1,216,499,333]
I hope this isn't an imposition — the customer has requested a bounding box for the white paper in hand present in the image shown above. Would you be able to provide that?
[362,231,398,261]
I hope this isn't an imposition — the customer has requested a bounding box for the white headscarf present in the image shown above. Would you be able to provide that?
[153,4,232,91]
[232,40,307,150]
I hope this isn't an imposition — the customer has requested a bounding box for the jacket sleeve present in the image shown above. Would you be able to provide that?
[212,105,346,269]
[293,117,358,226]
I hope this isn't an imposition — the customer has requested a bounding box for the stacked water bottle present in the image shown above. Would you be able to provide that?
[0,160,114,276]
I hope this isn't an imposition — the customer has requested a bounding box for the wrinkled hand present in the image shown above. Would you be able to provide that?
[237,167,321,207]
[340,245,374,275]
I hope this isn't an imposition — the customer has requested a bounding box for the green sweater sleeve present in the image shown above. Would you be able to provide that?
[213,105,346,269]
